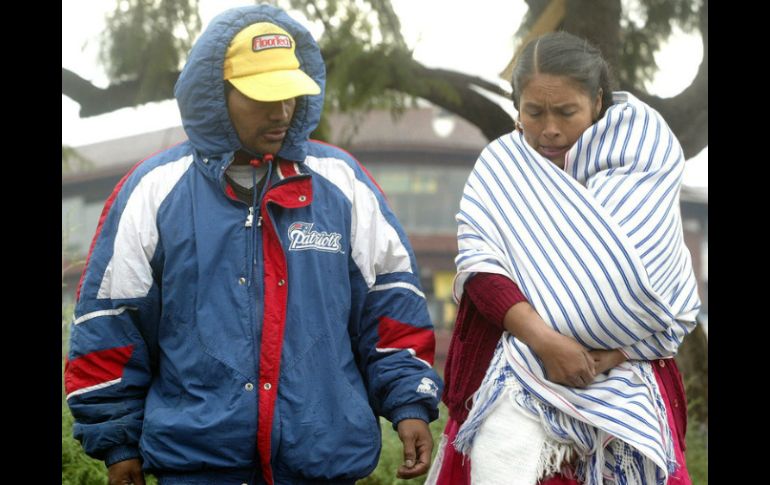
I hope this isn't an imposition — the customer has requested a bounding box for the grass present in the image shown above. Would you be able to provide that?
[61,396,446,485]
[62,401,159,485]
[357,406,448,485]
[63,397,706,485]
[62,314,160,485]
[62,316,705,484]
[686,422,708,485]
[62,401,113,485]
[63,311,451,484]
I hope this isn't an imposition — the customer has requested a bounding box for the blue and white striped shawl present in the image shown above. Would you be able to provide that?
[453,92,700,484]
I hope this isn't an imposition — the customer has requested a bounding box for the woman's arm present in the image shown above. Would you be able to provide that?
[467,273,596,388]
[502,301,596,387]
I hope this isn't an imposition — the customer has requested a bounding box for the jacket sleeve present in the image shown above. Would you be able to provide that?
[64,164,165,466]
[345,161,443,427]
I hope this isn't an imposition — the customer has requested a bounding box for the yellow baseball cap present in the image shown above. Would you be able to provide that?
[224,22,321,102]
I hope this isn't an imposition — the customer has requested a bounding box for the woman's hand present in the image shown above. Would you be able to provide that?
[531,330,596,387]
[503,302,595,387]
[589,349,627,376]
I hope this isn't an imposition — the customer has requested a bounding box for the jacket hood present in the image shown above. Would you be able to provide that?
[174,5,326,163]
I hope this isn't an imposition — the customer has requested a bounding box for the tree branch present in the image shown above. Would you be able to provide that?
[394,61,515,141]
[62,68,179,117]
[369,0,407,48]
[427,68,511,99]
[63,60,514,141]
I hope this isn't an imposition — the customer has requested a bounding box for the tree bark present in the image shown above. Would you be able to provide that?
[562,0,622,70]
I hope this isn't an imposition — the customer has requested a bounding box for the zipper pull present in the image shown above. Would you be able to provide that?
[257,215,263,227]
[245,207,254,227]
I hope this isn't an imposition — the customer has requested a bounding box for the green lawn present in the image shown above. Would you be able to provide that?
[62,400,159,485]
[62,320,705,484]
[685,422,708,485]
[63,400,706,484]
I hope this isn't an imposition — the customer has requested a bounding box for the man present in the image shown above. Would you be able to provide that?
[64,5,442,485]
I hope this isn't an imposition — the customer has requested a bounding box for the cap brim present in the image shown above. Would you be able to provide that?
[229,70,321,102]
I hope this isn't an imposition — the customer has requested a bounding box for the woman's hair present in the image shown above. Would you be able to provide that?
[512,31,616,117]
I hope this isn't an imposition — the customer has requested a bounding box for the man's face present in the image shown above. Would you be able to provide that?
[227,85,297,156]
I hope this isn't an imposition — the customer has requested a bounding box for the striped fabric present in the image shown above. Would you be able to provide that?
[452,93,700,484]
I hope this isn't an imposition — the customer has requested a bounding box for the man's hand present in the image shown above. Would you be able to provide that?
[589,349,627,376]
[108,458,146,485]
[396,418,433,479]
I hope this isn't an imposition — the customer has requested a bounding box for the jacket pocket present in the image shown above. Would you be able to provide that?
[140,351,258,471]
[274,335,380,480]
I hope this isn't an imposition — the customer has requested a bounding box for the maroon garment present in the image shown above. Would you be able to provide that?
[437,272,692,484]
[435,359,691,485]
[442,273,527,423]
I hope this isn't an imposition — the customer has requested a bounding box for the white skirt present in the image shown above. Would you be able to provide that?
[470,381,575,485]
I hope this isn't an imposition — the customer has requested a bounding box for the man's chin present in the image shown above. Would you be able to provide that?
[244,143,281,157]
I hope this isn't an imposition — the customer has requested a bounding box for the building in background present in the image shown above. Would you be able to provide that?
[62,107,708,369]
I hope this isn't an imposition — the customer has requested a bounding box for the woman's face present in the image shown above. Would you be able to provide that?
[519,74,602,169]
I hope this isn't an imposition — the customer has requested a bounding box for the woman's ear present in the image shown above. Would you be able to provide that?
[594,88,604,119]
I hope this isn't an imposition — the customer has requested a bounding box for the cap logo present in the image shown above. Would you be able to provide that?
[252,34,292,52]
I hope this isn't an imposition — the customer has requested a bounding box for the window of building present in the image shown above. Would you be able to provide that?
[62,196,103,258]
[366,164,469,234]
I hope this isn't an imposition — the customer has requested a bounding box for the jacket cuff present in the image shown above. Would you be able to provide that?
[104,445,141,467]
[389,404,431,430]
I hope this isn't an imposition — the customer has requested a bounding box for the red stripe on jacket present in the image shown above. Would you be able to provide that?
[377,316,436,366]
[64,345,135,395]
[256,174,312,485]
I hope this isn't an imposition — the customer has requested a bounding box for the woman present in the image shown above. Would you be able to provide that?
[427,32,699,485]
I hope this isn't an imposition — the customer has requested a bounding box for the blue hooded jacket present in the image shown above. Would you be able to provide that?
[65,5,442,484]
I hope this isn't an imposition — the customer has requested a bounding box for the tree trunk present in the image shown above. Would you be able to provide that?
[562,0,622,70]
